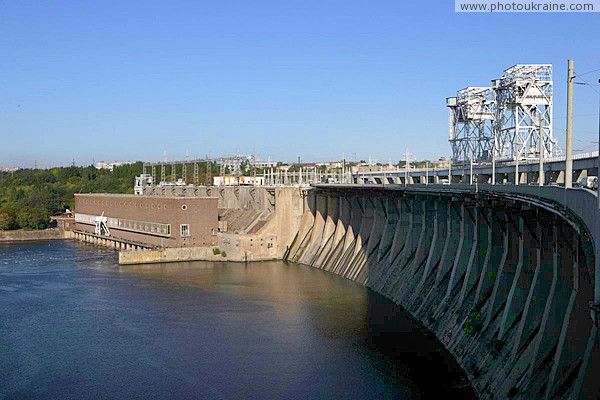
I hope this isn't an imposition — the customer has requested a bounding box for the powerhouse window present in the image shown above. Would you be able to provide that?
[180,224,190,237]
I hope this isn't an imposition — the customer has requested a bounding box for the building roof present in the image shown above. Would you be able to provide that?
[74,193,216,200]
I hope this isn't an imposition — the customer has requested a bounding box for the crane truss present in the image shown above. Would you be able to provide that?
[447,86,496,162]
[494,64,558,160]
[447,64,560,162]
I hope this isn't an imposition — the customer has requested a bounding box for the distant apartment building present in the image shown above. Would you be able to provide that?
[213,175,265,186]
[95,161,135,171]
[74,194,218,248]
[434,157,452,168]
[252,158,277,168]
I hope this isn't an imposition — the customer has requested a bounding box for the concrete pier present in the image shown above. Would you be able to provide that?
[72,230,152,251]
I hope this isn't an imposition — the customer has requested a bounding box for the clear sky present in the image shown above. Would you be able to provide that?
[1,0,599,167]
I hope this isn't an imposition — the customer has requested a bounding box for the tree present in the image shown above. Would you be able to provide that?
[16,208,50,230]
[0,212,15,230]
[0,162,143,230]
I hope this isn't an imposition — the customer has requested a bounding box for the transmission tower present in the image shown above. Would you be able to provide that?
[160,152,166,184]
[182,152,188,184]
[193,160,199,185]
[493,64,558,160]
[205,155,212,186]
[447,86,496,162]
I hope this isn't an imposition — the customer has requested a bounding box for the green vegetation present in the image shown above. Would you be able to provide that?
[220,250,227,257]
[464,310,482,337]
[212,247,221,255]
[0,162,143,230]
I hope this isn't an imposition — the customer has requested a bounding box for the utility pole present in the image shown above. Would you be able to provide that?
[470,159,473,185]
[403,149,411,186]
[425,161,429,186]
[492,137,496,185]
[539,112,545,186]
[252,148,256,187]
[515,132,520,186]
[565,59,575,188]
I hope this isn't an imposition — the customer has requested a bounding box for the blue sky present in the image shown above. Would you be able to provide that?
[1,0,599,167]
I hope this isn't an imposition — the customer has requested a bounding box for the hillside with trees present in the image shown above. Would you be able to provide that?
[0,162,143,230]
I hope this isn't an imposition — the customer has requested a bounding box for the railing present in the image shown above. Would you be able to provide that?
[75,213,171,237]
[356,150,599,177]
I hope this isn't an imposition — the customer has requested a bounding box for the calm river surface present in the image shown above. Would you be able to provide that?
[0,241,474,399]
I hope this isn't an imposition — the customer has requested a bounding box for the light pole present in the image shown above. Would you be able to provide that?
[492,136,496,185]
[539,113,545,187]
[470,158,474,185]
[404,149,409,187]
[566,59,574,188]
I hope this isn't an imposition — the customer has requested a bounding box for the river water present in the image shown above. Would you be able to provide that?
[0,241,474,399]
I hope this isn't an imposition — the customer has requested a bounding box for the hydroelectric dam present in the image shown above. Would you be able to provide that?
[72,63,600,398]
[101,182,600,399]
[283,183,599,399]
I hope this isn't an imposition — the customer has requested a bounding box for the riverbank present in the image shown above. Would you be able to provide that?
[0,229,70,242]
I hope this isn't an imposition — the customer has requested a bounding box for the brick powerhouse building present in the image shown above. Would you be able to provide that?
[74,194,218,248]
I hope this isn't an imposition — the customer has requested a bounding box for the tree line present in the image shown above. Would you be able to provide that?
[0,162,143,230]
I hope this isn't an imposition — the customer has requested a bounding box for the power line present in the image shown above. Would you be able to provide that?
[574,71,600,95]
[554,113,599,119]
[575,67,600,77]
[573,131,598,139]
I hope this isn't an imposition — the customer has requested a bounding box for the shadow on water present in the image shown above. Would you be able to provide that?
[115,258,478,399]
[364,290,477,400]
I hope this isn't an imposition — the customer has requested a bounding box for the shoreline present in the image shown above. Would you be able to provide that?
[0,229,69,242]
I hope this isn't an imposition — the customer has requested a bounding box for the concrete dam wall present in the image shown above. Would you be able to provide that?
[285,185,599,399]
[143,185,276,212]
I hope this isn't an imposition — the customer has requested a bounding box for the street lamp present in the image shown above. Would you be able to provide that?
[492,136,497,185]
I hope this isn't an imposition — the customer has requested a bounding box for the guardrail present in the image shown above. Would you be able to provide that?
[355,151,599,177]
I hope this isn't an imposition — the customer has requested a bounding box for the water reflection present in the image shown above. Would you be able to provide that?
[0,241,474,399]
